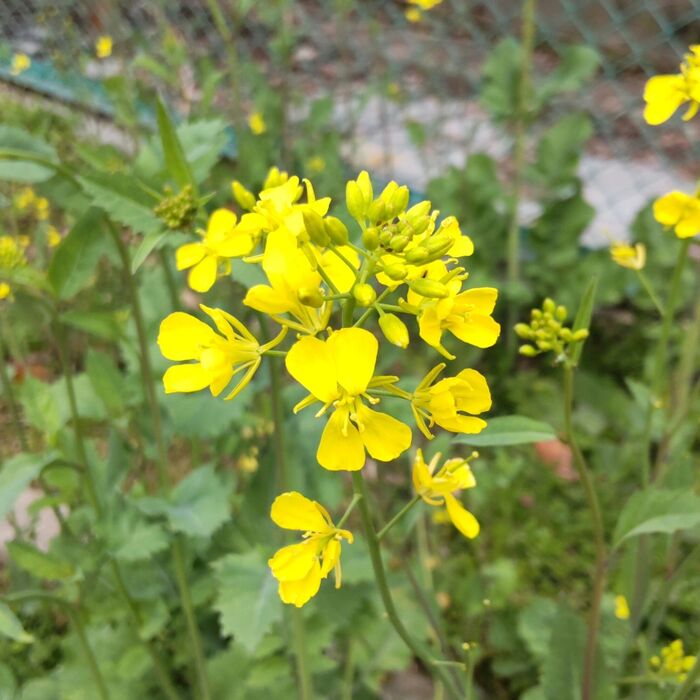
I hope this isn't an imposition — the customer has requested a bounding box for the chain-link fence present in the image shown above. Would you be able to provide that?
[2,1,699,242]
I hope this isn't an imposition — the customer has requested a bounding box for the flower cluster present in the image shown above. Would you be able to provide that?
[0,235,29,301]
[405,0,444,23]
[515,298,588,361]
[649,639,697,684]
[158,168,500,605]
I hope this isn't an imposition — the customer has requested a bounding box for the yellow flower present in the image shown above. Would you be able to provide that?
[653,190,700,238]
[176,209,254,292]
[46,226,62,248]
[644,45,700,125]
[405,8,423,22]
[610,242,646,270]
[411,363,491,439]
[248,112,267,135]
[412,449,480,539]
[406,261,500,359]
[307,156,326,174]
[269,491,353,607]
[285,328,412,471]
[10,53,31,76]
[95,35,113,59]
[158,304,285,399]
[14,187,36,210]
[408,0,443,8]
[614,595,630,620]
[35,197,50,221]
[0,282,10,301]
[650,639,697,683]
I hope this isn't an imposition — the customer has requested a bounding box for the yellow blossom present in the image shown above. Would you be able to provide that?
[408,0,443,8]
[269,491,353,607]
[95,35,113,59]
[0,283,10,301]
[653,190,700,238]
[14,187,36,210]
[411,363,491,439]
[10,53,31,76]
[285,328,412,471]
[405,8,423,22]
[176,208,254,292]
[307,156,326,174]
[46,226,62,248]
[650,639,697,683]
[412,449,480,539]
[610,242,645,270]
[614,595,630,620]
[248,112,267,135]
[35,197,50,221]
[0,236,28,303]
[644,45,700,125]
[158,304,285,400]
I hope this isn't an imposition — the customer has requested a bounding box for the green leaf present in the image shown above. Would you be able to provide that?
[0,602,33,644]
[60,310,124,342]
[131,230,168,273]
[48,208,110,299]
[7,541,74,580]
[480,38,522,121]
[613,489,700,547]
[85,349,126,416]
[454,416,557,447]
[156,96,195,190]
[167,465,233,538]
[518,597,559,665]
[0,452,59,520]
[537,46,600,104]
[19,377,63,438]
[212,550,283,652]
[177,119,229,185]
[570,277,598,365]
[541,606,585,700]
[0,126,57,183]
[99,506,169,562]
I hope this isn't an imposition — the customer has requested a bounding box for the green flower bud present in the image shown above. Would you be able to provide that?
[560,328,573,341]
[232,180,256,211]
[303,210,329,246]
[383,263,408,281]
[514,323,531,339]
[379,313,409,348]
[324,216,349,245]
[367,198,387,223]
[362,227,380,250]
[356,170,373,205]
[543,298,556,314]
[389,234,410,252]
[519,344,538,357]
[385,185,410,220]
[353,283,377,307]
[298,287,324,308]
[531,309,542,319]
[556,305,567,321]
[346,180,366,220]
[572,329,589,341]
[410,215,432,237]
[536,340,552,351]
[404,246,431,264]
[424,233,452,254]
[405,201,431,225]
[379,229,394,246]
[408,278,450,299]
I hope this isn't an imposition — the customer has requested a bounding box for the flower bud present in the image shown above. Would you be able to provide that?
[383,263,408,281]
[367,198,387,223]
[404,246,432,264]
[389,234,410,252]
[346,180,366,220]
[514,323,531,339]
[385,185,410,220]
[379,313,409,348]
[556,305,567,321]
[353,283,377,307]
[356,170,373,204]
[232,181,256,211]
[408,278,450,299]
[424,233,452,254]
[410,215,432,237]
[405,201,431,225]
[297,287,325,308]
[324,216,349,245]
[572,329,589,341]
[379,229,394,246]
[263,167,288,189]
[519,344,538,357]
[543,298,556,314]
[303,210,330,246]
[362,227,380,250]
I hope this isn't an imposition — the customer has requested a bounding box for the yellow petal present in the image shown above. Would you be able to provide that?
[270,492,332,532]
[434,414,487,434]
[176,242,206,270]
[643,75,687,125]
[278,561,322,607]
[453,369,492,414]
[418,307,444,348]
[317,409,366,471]
[448,234,474,257]
[285,335,338,403]
[456,287,498,315]
[244,284,293,314]
[269,540,319,582]
[214,231,254,258]
[320,538,341,578]
[207,208,237,237]
[444,493,479,539]
[412,449,433,494]
[327,328,378,396]
[356,404,412,462]
[188,255,218,292]
[163,364,211,393]
[158,312,215,361]
[449,314,501,348]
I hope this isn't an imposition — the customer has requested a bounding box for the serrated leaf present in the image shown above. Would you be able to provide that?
[106,512,169,562]
[480,37,522,121]
[156,96,195,190]
[48,208,110,299]
[0,602,33,644]
[613,489,700,547]
[0,452,59,520]
[537,45,600,104]
[19,377,63,437]
[212,550,283,652]
[7,541,74,580]
[131,230,168,273]
[454,416,557,447]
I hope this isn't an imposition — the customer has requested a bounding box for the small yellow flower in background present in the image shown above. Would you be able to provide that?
[95,35,113,59]
[408,0,443,8]
[269,491,353,607]
[405,0,442,21]
[650,639,697,683]
[46,226,62,248]
[411,363,491,439]
[653,190,700,238]
[10,53,31,76]
[610,242,646,270]
[14,187,36,211]
[0,235,29,303]
[405,8,423,22]
[248,111,267,135]
[157,304,285,400]
[644,45,700,125]
[306,156,326,174]
[413,449,480,539]
[614,595,630,620]
[176,208,254,292]
[0,282,10,301]
[35,197,50,221]
[285,327,412,471]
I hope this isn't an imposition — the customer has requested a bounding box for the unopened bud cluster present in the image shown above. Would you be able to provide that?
[0,236,28,271]
[515,298,588,359]
[154,185,198,230]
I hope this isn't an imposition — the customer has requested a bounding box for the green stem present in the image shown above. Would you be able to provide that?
[159,249,180,310]
[377,495,420,540]
[351,471,463,700]
[670,656,700,700]
[0,314,28,451]
[337,493,362,528]
[315,260,341,296]
[562,365,606,700]
[636,270,665,318]
[341,637,355,700]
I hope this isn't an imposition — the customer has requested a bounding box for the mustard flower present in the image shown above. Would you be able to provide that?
[653,191,700,238]
[411,363,491,439]
[644,45,700,125]
[650,639,697,683]
[614,595,630,620]
[286,328,412,471]
[248,112,266,135]
[269,491,353,607]
[10,53,31,76]
[412,449,480,539]
[610,242,646,270]
[14,187,36,211]
[176,209,254,292]
[158,304,285,400]
[0,236,28,301]
[95,35,113,59]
